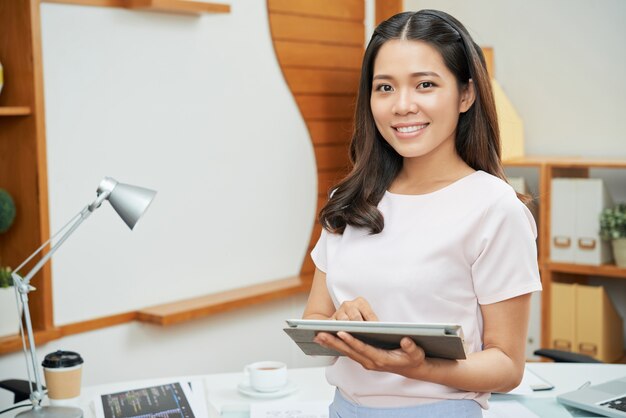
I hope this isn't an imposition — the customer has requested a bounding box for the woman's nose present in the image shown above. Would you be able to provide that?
[392,91,419,115]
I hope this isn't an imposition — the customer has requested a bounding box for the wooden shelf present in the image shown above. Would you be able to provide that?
[137,275,311,326]
[127,0,230,14]
[42,0,230,15]
[548,262,626,279]
[505,156,626,169]
[0,106,32,116]
[0,328,62,355]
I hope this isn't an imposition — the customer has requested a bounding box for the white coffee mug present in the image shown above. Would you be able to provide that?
[243,361,288,392]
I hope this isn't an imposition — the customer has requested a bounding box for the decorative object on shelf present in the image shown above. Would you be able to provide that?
[0,189,19,337]
[0,267,21,338]
[600,203,626,267]
[0,188,16,233]
[11,177,156,418]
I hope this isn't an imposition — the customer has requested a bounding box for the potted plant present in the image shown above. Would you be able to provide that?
[600,203,626,268]
[0,188,20,337]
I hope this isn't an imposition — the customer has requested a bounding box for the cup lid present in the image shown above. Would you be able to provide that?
[42,350,84,368]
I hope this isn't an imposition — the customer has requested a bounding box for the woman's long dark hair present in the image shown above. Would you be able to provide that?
[319,9,507,235]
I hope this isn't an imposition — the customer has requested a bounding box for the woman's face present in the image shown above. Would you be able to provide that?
[370,39,474,161]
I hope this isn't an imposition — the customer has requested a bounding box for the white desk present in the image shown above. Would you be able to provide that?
[6,363,626,417]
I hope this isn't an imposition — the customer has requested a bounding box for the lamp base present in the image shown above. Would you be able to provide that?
[16,406,83,418]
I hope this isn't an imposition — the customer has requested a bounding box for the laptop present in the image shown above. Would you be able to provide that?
[557,376,626,417]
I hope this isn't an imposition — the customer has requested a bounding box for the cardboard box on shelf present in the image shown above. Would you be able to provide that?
[576,284,624,362]
[550,282,576,351]
[550,282,624,363]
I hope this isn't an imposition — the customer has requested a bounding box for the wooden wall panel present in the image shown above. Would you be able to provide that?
[273,41,362,70]
[283,68,360,94]
[375,0,403,26]
[315,144,352,171]
[318,169,347,196]
[269,14,364,46]
[295,95,355,120]
[307,120,353,145]
[268,0,363,280]
[269,0,364,21]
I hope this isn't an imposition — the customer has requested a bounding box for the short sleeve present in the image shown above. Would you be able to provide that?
[471,192,542,305]
[310,227,328,273]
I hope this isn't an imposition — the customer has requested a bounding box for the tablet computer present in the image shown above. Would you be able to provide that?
[284,319,466,360]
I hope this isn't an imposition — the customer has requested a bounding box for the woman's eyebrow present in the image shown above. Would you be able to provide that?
[372,71,441,81]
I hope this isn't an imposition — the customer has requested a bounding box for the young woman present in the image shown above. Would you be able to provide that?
[303,10,542,417]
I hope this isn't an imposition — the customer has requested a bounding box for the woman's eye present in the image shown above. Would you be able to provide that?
[418,81,435,89]
[375,84,394,92]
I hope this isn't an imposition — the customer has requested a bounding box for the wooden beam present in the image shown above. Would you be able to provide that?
[375,0,403,26]
[137,276,310,325]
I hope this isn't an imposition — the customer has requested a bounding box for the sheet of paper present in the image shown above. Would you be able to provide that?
[250,400,329,418]
[505,368,554,395]
[188,379,209,417]
[484,400,540,418]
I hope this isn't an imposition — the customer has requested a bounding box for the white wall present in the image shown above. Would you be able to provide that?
[1,0,329,408]
[405,0,626,158]
[40,0,316,324]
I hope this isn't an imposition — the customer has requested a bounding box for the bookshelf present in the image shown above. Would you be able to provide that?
[504,156,626,363]
[0,1,56,349]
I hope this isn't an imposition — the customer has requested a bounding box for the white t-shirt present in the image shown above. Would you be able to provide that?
[310,170,542,409]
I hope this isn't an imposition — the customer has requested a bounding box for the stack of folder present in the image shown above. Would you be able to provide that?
[551,282,624,362]
[551,178,613,265]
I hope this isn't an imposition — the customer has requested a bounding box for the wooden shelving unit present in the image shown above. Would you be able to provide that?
[41,0,230,15]
[0,106,32,116]
[548,262,626,280]
[505,156,626,363]
[0,1,54,351]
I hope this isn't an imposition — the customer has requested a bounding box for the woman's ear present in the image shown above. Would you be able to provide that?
[459,79,476,113]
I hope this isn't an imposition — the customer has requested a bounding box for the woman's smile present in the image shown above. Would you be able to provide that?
[392,122,430,139]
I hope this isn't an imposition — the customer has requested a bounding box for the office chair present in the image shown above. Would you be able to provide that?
[533,348,603,363]
[0,379,43,404]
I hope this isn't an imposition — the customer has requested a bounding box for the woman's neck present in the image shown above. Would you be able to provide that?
[390,143,475,195]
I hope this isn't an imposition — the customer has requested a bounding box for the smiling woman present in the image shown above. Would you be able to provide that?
[303,9,542,417]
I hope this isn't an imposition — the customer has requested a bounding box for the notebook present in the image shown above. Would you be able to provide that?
[283,319,466,360]
[557,376,626,417]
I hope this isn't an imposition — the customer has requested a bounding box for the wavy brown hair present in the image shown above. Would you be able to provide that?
[319,9,510,235]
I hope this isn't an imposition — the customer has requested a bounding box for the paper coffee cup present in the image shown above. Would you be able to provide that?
[42,350,84,406]
[244,361,288,392]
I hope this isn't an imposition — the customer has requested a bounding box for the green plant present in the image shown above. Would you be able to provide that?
[600,203,626,241]
[0,266,14,288]
[0,189,16,233]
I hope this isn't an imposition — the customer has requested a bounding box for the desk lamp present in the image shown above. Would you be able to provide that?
[11,177,156,418]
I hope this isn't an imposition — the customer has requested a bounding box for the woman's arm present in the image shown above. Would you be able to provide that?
[302,268,336,320]
[303,268,379,321]
[314,293,532,393]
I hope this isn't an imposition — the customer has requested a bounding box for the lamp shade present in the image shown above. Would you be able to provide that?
[107,181,156,230]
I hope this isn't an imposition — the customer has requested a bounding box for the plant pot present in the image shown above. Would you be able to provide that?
[612,238,626,268]
[0,287,21,338]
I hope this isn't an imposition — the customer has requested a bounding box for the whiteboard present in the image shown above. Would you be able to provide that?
[40,1,316,325]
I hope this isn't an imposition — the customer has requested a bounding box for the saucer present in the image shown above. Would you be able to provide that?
[237,381,298,399]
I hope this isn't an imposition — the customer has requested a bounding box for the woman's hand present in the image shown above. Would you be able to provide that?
[330,297,379,321]
[314,331,429,377]
[318,296,429,377]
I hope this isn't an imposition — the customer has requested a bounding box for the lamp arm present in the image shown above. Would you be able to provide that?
[17,206,92,288]
[11,192,108,409]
